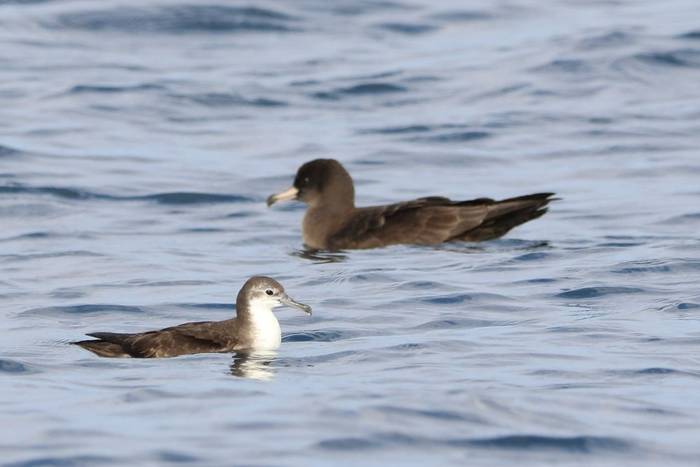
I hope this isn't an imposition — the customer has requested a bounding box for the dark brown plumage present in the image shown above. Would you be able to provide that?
[267,159,556,250]
[72,276,311,358]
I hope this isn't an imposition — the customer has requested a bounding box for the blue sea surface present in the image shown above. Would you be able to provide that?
[1,0,700,465]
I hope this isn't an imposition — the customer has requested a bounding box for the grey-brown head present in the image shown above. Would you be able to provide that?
[267,159,355,209]
[236,276,311,316]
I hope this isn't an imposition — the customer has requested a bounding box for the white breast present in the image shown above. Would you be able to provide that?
[247,302,282,350]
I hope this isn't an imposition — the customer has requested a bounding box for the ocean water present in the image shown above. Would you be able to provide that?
[1,0,700,465]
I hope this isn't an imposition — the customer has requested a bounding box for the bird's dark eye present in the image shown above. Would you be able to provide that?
[265,289,274,296]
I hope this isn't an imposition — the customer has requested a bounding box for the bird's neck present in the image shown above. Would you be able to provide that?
[237,300,282,350]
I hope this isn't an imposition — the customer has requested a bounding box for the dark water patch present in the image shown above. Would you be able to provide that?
[0,144,22,157]
[279,350,358,366]
[556,287,645,299]
[0,359,34,374]
[513,252,549,262]
[172,92,287,108]
[429,10,493,22]
[547,325,600,333]
[665,212,700,223]
[635,367,688,376]
[175,303,233,310]
[607,367,700,378]
[676,302,700,310]
[54,6,298,34]
[612,258,700,275]
[384,342,428,351]
[358,124,432,135]
[410,130,490,143]
[6,455,115,467]
[347,272,397,283]
[413,318,500,330]
[68,83,164,94]
[578,31,633,49]
[157,451,200,463]
[375,22,438,35]
[518,277,557,284]
[137,280,214,287]
[1,250,102,262]
[283,330,359,342]
[143,191,251,204]
[419,293,473,305]
[376,405,489,424]
[318,1,409,17]
[224,211,256,218]
[1,231,51,241]
[632,49,700,68]
[398,280,442,289]
[453,435,629,453]
[179,227,227,233]
[317,437,380,450]
[50,288,86,299]
[23,304,145,316]
[598,241,643,247]
[312,83,407,100]
[0,184,96,200]
[0,183,253,204]
[533,59,594,74]
[678,30,700,40]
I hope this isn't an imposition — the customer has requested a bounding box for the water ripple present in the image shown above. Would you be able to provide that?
[53,5,299,34]
[0,183,253,204]
[631,49,700,68]
[556,287,646,299]
[23,304,145,316]
[0,358,35,374]
[312,83,407,100]
[454,435,631,453]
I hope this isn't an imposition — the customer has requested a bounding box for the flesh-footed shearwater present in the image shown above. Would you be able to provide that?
[73,276,311,358]
[267,158,556,250]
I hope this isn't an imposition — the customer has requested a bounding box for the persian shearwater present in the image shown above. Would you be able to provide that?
[267,158,556,250]
[73,276,311,358]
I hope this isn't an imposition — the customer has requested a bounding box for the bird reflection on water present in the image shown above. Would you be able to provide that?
[230,351,277,381]
[291,248,348,263]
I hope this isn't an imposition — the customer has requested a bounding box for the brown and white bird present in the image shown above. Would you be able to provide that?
[267,159,556,251]
[73,276,311,358]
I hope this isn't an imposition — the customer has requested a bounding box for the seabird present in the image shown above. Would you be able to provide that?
[73,276,311,358]
[267,158,556,250]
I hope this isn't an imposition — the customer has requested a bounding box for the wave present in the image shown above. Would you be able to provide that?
[312,82,407,100]
[53,5,299,34]
[0,358,35,374]
[67,83,164,94]
[556,286,646,299]
[375,22,438,35]
[0,144,23,157]
[283,330,360,342]
[171,92,287,108]
[317,432,630,453]
[457,435,630,452]
[633,49,700,68]
[23,304,146,316]
[0,183,254,204]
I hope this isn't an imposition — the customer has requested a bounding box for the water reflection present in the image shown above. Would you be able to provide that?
[291,248,347,263]
[230,351,277,380]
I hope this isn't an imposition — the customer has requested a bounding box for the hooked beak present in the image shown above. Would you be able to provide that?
[280,293,312,315]
[267,186,298,207]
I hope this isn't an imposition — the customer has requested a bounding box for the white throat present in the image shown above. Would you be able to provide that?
[248,301,282,350]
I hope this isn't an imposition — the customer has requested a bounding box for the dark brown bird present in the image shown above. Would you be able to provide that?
[73,276,311,358]
[267,159,556,251]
